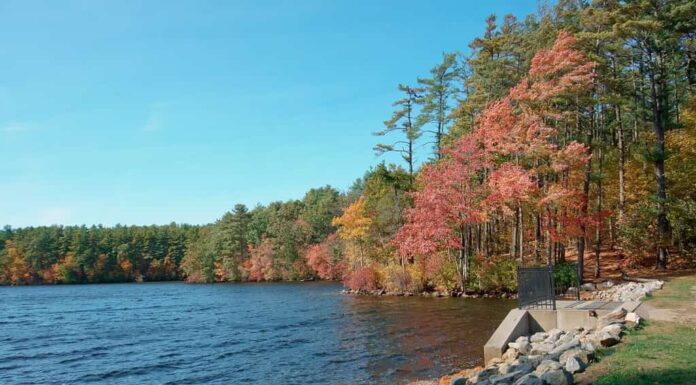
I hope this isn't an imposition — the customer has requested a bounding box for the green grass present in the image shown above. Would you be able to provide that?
[591,321,696,385]
[643,277,696,306]
[583,275,696,385]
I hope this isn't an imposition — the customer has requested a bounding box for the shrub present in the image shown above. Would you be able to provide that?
[406,263,425,293]
[474,255,519,292]
[343,265,380,292]
[422,252,458,292]
[380,263,424,293]
[554,262,577,289]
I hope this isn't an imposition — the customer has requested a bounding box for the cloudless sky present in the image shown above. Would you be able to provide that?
[1,0,539,227]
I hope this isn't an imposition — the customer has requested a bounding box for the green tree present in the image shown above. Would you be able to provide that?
[375,84,423,181]
[417,53,460,159]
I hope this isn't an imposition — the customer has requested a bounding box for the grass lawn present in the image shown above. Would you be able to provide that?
[579,276,696,385]
[643,276,696,307]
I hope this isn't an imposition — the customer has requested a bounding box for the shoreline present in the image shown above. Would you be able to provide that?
[408,279,667,385]
[341,288,517,299]
[2,278,516,300]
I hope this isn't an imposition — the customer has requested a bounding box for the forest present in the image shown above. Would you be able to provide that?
[1,0,695,293]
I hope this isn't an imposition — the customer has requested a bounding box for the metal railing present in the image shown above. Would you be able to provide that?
[517,265,556,310]
[517,263,580,310]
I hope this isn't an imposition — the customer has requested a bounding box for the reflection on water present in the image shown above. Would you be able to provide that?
[0,282,514,385]
[340,295,515,384]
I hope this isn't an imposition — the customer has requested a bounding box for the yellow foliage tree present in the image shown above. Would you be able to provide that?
[665,97,696,260]
[332,197,373,268]
[2,241,32,285]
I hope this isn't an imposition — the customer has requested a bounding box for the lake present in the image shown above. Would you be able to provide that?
[0,282,514,385]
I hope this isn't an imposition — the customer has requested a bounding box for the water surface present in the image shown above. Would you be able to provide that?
[0,282,514,385]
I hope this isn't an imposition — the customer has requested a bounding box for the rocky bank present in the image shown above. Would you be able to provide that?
[409,279,665,385]
[583,279,664,302]
[428,308,639,385]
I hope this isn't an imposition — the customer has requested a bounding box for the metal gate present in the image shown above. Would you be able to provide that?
[517,265,556,310]
[517,264,580,310]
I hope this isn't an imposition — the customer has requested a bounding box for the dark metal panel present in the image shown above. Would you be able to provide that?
[517,265,556,310]
[517,263,581,310]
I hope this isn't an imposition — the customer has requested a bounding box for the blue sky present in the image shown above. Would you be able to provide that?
[0,0,538,227]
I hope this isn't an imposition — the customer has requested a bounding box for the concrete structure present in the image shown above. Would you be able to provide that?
[483,301,642,363]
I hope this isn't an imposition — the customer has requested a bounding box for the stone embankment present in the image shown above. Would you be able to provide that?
[434,308,640,385]
[409,278,666,385]
[582,279,664,302]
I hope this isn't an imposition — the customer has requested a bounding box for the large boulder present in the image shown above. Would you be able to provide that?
[497,363,513,375]
[539,369,573,385]
[516,355,543,368]
[469,367,499,383]
[565,356,587,374]
[516,363,534,375]
[449,377,467,385]
[598,307,627,328]
[555,331,577,346]
[579,334,601,353]
[515,336,530,344]
[502,348,520,363]
[544,329,565,344]
[487,358,504,367]
[534,360,563,376]
[530,343,554,356]
[598,331,621,347]
[601,324,624,337]
[508,340,532,355]
[512,374,540,385]
[548,338,580,357]
[499,361,533,376]
[559,348,592,366]
[625,312,642,328]
[530,332,548,343]
[489,370,522,385]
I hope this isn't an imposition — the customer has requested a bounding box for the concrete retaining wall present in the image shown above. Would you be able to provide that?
[483,309,528,363]
[483,301,640,363]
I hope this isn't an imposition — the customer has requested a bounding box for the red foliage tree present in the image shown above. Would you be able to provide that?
[304,234,344,280]
[343,265,380,292]
[395,134,488,288]
[395,31,595,289]
[244,239,275,281]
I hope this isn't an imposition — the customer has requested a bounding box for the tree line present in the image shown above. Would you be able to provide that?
[2,0,694,291]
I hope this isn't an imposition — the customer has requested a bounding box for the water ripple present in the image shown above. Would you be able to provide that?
[0,282,513,385]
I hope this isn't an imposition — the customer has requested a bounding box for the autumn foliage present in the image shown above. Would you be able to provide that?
[304,234,344,280]
[4,2,694,288]
[390,31,593,291]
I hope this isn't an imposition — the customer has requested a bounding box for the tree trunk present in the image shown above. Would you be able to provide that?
[578,149,592,283]
[546,207,553,265]
[518,206,524,263]
[459,228,469,288]
[615,103,626,222]
[595,147,604,278]
[511,211,518,259]
[535,213,542,263]
[408,140,414,180]
[647,47,670,270]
